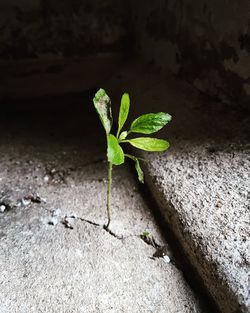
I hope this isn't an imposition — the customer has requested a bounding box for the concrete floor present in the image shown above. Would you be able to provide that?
[0,110,205,313]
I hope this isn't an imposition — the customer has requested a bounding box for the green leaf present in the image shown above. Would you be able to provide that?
[117,93,130,136]
[129,112,171,134]
[93,88,112,134]
[119,131,128,140]
[125,137,170,152]
[107,134,124,165]
[135,158,144,183]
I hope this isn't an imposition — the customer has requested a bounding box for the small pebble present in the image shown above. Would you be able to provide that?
[216,201,223,208]
[163,255,171,264]
[62,216,74,229]
[43,175,50,182]
[25,193,43,203]
[0,205,6,213]
[51,168,56,174]
[21,198,31,206]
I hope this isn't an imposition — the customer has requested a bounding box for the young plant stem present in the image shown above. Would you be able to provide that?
[124,154,147,163]
[106,161,113,229]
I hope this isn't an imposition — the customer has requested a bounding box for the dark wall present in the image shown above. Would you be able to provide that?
[0,0,133,101]
[0,0,131,59]
[1,0,249,110]
[130,0,250,109]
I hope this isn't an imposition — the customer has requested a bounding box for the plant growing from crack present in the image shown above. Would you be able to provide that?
[93,88,171,229]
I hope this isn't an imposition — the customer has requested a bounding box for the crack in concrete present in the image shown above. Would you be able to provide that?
[77,216,124,240]
[42,206,172,260]
[77,217,101,227]
[102,224,124,240]
[75,215,172,261]
[61,214,125,240]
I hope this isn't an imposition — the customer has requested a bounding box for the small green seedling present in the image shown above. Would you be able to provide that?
[93,88,171,229]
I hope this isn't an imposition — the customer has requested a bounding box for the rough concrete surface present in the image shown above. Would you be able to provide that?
[105,60,250,313]
[0,111,204,312]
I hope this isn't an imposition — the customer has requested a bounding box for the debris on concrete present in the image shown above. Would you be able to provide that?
[0,199,12,213]
[140,231,160,248]
[61,216,75,229]
[43,175,50,183]
[163,255,171,264]
[21,198,31,206]
[140,231,173,262]
[153,245,174,261]
[24,193,44,204]
[18,193,46,207]
[44,167,72,185]
[0,204,6,213]
[48,217,58,226]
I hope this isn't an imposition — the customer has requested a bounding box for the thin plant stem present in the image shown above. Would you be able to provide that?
[124,154,147,163]
[106,161,113,228]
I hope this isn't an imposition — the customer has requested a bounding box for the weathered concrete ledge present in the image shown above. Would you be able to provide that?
[106,60,250,313]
